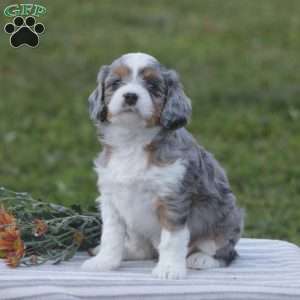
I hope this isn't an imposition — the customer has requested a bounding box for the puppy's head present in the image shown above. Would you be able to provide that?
[88,53,191,130]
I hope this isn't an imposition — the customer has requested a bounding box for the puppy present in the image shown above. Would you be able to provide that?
[82,53,243,279]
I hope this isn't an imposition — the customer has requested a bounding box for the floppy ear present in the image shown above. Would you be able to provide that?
[160,69,192,130]
[88,65,110,122]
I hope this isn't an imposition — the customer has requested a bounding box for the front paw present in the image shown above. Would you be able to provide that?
[152,263,187,280]
[81,255,120,272]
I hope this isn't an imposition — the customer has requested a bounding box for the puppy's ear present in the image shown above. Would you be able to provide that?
[160,69,192,130]
[88,65,110,122]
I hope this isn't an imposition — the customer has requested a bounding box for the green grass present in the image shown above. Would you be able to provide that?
[1,0,299,244]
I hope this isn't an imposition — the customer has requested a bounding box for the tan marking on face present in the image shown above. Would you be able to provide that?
[112,65,130,78]
[141,67,159,80]
[140,68,164,127]
[154,199,177,231]
[145,93,164,128]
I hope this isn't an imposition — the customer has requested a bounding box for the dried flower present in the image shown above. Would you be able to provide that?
[0,227,24,267]
[0,187,101,267]
[0,249,6,259]
[73,231,84,246]
[33,219,48,237]
[0,206,16,232]
[6,252,22,268]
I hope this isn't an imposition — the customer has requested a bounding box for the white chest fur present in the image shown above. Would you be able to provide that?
[95,122,186,241]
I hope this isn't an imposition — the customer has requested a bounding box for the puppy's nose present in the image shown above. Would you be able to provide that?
[124,92,138,106]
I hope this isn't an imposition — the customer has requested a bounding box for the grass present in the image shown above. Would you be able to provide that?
[0,0,299,244]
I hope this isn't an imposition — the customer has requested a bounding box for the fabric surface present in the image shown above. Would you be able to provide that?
[0,238,299,300]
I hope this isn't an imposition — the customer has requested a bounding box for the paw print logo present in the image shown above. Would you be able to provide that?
[4,16,45,48]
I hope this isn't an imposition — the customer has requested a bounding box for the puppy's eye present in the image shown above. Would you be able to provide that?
[108,79,122,90]
[146,79,160,91]
[146,79,162,96]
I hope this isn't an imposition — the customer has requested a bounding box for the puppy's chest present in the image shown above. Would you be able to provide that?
[97,147,186,233]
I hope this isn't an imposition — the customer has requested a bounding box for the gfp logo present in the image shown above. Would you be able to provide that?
[3,4,46,48]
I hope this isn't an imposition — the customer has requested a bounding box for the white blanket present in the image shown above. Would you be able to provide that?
[0,238,299,300]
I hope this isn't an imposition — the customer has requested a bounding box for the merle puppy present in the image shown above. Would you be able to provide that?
[81,53,243,279]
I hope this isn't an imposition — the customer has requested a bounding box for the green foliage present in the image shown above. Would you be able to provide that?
[0,187,101,266]
[0,0,299,244]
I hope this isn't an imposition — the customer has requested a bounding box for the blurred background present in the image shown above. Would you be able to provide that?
[0,1,299,244]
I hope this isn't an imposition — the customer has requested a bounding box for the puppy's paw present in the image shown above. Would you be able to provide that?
[89,245,100,256]
[81,256,120,272]
[152,263,187,280]
[186,252,221,269]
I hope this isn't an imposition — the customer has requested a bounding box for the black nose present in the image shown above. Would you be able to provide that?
[124,92,138,106]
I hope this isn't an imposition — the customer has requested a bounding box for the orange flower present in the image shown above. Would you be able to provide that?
[0,227,24,267]
[33,219,48,237]
[5,252,21,268]
[73,231,84,246]
[0,249,6,259]
[0,207,16,232]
